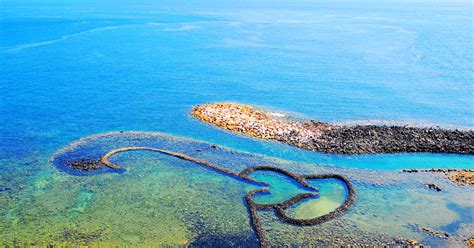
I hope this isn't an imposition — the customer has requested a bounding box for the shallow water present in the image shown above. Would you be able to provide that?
[2,132,472,246]
[1,0,473,171]
[1,0,473,245]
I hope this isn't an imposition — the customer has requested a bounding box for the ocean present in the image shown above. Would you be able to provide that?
[1,0,473,245]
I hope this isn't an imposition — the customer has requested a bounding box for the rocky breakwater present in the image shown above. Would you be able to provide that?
[192,103,473,155]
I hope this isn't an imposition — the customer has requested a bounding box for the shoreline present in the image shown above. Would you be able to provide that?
[192,103,474,155]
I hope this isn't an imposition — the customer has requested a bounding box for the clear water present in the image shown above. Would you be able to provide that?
[1,0,473,171]
[1,0,473,245]
[3,131,470,245]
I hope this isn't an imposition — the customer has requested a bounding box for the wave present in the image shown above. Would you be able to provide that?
[3,25,121,53]
[163,24,199,32]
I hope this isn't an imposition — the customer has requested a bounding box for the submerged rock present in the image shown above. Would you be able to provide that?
[419,227,449,239]
[425,183,442,192]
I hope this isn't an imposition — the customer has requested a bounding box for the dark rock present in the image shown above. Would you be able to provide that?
[64,158,101,171]
[420,227,449,239]
[425,183,442,191]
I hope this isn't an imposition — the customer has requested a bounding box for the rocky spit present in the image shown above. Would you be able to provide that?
[192,103,474,155]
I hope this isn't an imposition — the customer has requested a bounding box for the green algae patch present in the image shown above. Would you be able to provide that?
[285,179,347,220]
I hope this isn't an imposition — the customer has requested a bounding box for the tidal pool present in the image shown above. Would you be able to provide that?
[1,131,471,246]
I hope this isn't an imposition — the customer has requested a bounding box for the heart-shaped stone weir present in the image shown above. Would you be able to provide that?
[51,131,355,248]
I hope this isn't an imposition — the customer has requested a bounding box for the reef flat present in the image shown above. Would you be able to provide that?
[2,131,469,246]
[192,103,474,155]
[55,133,356,247]
[0,131,472,246]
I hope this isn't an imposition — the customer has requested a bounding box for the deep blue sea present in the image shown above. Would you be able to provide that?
[1,0,473,173]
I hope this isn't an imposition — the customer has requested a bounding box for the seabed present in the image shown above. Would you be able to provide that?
[1,131,473,246]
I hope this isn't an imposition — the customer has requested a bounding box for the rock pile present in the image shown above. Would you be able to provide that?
[425,183,442,191]
[448,171,474,186]
[468,237,474,247]
[402,168,474,186]
[64,158,101,171]
[192,103,474,155]
[418,226,449,239]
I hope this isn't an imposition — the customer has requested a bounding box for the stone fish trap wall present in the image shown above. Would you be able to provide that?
[51,131,355,247]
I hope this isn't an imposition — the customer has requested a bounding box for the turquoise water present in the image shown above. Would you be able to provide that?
[6,131,464,246]
[0,0,473,245]
[1,0,473,171]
